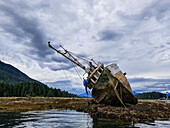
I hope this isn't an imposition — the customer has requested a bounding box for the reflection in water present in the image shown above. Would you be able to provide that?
[135,120,170,128]
[0,112,22,127]
[158,100,170,103]
[0,110,169,128]
[92,118,131,128]
[0,110,93,128]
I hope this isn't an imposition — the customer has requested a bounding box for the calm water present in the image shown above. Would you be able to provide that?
[0,110,169,128]
[158,100,170,103]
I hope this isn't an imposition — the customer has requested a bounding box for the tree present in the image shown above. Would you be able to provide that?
[47,88,55,97]
[0,81,77,97]
[136,92,166,99]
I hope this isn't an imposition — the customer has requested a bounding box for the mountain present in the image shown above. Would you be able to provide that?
[0,60,77,97]
[0,60,36,83]
[78,93,92,98]
[135,92,166,99]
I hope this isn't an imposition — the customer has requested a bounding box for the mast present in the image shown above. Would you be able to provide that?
[48,42,86,70]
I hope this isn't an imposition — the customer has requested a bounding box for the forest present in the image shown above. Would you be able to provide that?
[135,91,166,99]
[0,81,77,97]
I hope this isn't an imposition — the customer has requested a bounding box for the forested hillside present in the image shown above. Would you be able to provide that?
[0,61,36,83]
[0,61,77,97]
[135,92,166,99]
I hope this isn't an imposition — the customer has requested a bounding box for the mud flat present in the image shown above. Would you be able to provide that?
[0,97,169,123]
[0,97,90,112]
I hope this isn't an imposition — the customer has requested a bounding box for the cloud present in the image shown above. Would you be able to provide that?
[129,78,170,83]
[0,0,170,94]
[97,29,123,41]
[0,2,53,58]
[139,0,170,21]
[0,1,74,71]
[129,78,170,93]
[46,80,85,94]
[44,62,73,71]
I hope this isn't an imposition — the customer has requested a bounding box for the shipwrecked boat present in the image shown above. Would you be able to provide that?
[48,42,138,106]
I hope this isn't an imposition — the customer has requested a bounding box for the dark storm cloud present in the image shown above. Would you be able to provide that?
[0,2,53,58]
[98,30,123,41]
[47,63,73,71]
[0,1,75,71]
[51,56,70,64]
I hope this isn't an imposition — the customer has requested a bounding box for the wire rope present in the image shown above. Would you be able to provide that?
[67,50,99,64]
[69,61,83,81]
[57,53,72,87]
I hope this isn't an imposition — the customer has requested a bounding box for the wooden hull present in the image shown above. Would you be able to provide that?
[90,67,138,106]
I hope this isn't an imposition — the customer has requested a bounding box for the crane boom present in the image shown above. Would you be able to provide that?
[48,42,86,70]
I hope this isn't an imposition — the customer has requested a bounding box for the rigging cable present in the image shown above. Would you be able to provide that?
[69,60,83,81]
[57,53,72,87]
[67,50,99,64]
[59,45,100,67]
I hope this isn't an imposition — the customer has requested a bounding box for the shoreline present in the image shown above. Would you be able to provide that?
[0,97,169,123]
[0,97,90,112]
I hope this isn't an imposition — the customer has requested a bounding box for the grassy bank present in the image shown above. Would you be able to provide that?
[0,97,90,112]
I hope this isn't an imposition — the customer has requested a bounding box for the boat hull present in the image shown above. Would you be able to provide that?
[91,68,138,106]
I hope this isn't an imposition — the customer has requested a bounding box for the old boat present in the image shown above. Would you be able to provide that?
[48,42,138,106]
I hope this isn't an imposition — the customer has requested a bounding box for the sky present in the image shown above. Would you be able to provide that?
[0,0,170,94]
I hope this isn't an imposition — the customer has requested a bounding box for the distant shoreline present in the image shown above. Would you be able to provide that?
[0,97,169,124]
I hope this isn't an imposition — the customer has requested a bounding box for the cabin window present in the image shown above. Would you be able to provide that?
[106,63,121,74]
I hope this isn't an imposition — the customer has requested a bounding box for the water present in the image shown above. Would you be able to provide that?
[0,110,169,128]
[158,100,170,103]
